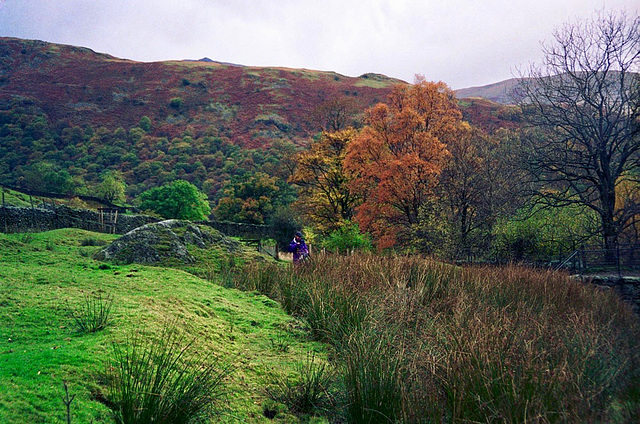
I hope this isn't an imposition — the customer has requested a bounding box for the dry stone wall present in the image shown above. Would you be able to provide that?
[573,274,640,315]
[0,205,158,234]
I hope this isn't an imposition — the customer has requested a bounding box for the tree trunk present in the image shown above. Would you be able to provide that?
[601,189,618,265]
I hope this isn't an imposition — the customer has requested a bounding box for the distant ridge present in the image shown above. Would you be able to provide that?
[455,78,521,104]
[0,37,404,146]
[186,57,244,67]
[455,72,638,105]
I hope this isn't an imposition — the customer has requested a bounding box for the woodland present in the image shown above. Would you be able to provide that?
[0,11,638,262]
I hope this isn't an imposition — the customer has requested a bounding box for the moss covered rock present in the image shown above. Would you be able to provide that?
[95,220,240,264]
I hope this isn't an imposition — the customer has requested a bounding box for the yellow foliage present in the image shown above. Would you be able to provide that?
[290,128,359,233]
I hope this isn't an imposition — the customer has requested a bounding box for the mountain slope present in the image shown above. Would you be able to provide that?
[0,37,524,199]
[0,37,403,146]
[454,78,521,104]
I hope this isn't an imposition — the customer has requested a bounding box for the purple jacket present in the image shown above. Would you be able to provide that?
[288,238,309,262]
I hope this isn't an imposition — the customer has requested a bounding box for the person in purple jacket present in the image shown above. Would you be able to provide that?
[288,231,309,263]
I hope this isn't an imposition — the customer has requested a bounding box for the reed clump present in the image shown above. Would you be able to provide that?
[106,326,232,424]
[229,253,640,422]
[68,291,114,333]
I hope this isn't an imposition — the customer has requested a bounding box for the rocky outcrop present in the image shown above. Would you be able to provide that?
[95,220,240,264]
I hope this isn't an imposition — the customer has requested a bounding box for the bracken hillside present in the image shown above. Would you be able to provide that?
[0,37,521,147]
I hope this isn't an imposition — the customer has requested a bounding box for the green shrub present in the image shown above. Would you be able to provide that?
[492,203,598,261]
[169,97,183,110]
[322,221,372,254]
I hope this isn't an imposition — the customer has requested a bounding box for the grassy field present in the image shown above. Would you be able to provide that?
[0,187,105,209]
[0,229,328,423]
[1,187,47,208]
[2,228,638,423]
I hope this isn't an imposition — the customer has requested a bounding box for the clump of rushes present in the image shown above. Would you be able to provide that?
[69,292,114,333]
[80,237,107,247]
[107,326,232,424]
[267,351,335,416]
[343,330,404,423]
[228,253,640,422]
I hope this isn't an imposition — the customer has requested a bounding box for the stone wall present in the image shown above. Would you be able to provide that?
[196,220,273,239]
[573,274,640,315]
[0,206,277,241]
[0,204,158,234]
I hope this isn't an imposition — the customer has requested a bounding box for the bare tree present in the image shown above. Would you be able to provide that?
[517,10,640,251]
[311,98,361,132]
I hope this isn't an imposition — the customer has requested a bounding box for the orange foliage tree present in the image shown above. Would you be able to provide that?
[344,78,462,248]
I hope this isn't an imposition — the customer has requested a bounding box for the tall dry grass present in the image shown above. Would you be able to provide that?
[228,253,640,422]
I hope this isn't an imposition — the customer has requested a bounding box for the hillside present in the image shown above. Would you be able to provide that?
[454,78,521,104]
[0,37,403,147]
[0,37,523,144]
[0,228,328,422]
[0,37,524,203]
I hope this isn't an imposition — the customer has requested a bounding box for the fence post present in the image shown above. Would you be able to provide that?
[30,195,37,231]
[1,191,5,233]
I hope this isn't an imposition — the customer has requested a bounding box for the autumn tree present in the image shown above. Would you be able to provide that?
[517,10,640,251]
[434,124,494,255]
[290,128,359,232]
[344,78,462,248]
[214,172,280,224]
[616,172,640,245]
[433,125,527,257]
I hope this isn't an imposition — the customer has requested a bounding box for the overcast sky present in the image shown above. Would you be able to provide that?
[0,0,637,89]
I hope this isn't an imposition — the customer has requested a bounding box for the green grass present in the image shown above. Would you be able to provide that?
[0,229,328,423]
[1,187,37,207]
[0,187,108,209]
[354,73,396,88]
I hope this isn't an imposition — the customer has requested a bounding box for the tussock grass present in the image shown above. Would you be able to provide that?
[107,326,232,424]
[68,291,114,333]
[343,331,404,423]
[229,253,640,422]
[266,351,335,416]
[80,237,108,247]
